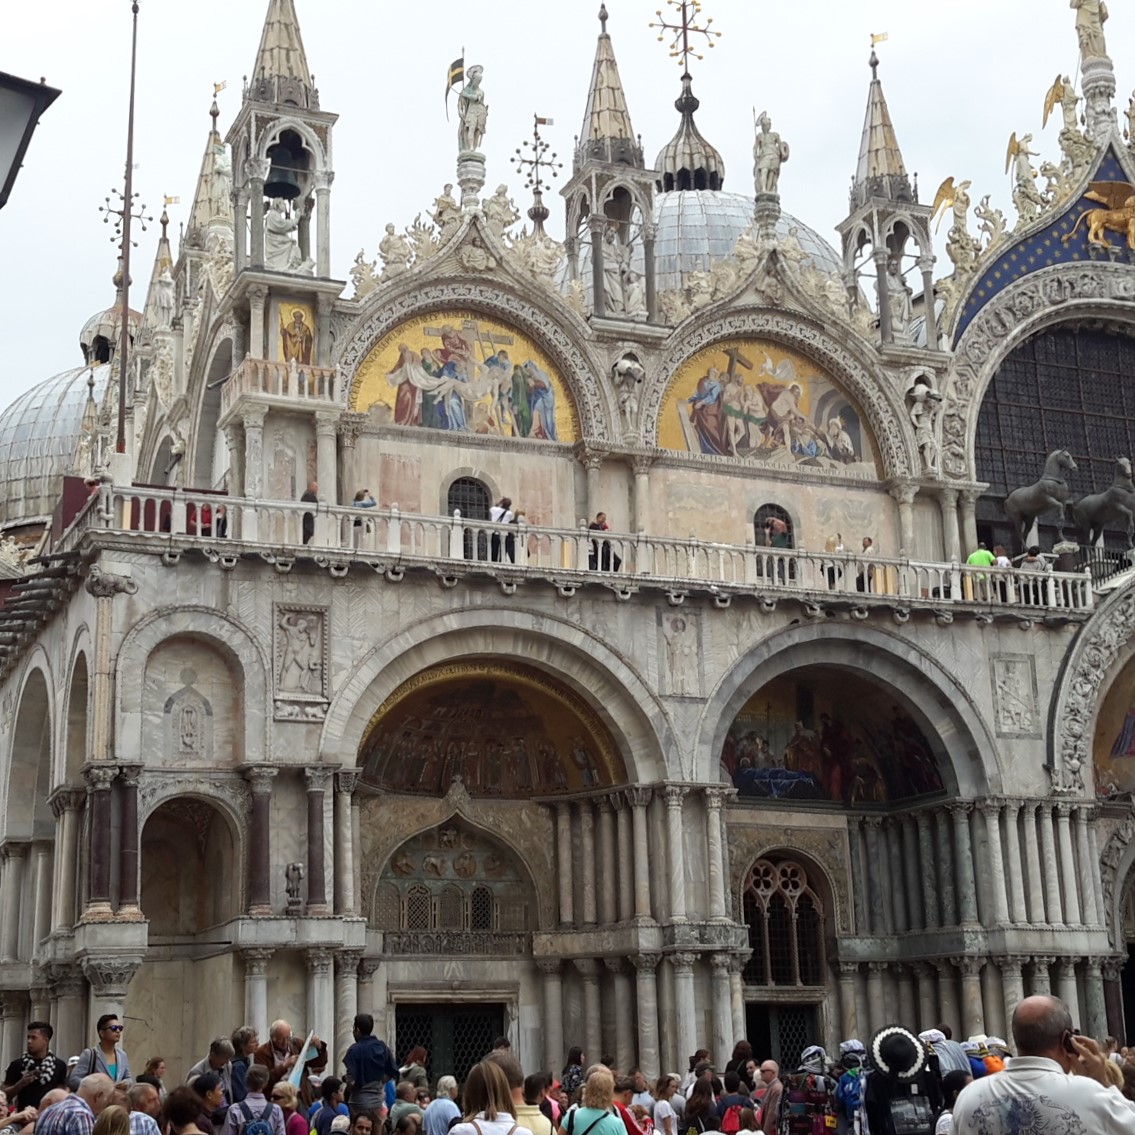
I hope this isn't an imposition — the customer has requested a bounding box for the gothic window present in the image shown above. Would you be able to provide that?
[742,858,825,988]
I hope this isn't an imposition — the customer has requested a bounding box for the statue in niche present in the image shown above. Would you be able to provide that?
[154,266,175,329]
[458,65,489,153]
[430,184,463,240]
[178,702,201,753]
[601,227,647,319]
[278,612,322,694]
[907,379,942,475]
[265,199,304,272]
[285,862,304,904]
[1071,0,1108,64]
[482,185,520,236]
[753,112,790,196]
[663,614,699,696]
[884,259,916,344]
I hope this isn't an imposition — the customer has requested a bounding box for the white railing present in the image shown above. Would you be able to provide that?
[220,358,340,417]
[67,485,1095,612]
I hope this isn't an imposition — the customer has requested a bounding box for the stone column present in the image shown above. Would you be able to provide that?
[357,959,383,1031]
[664,787,689,921]
[304,766,333,914]
[233,187,249,275]
[581,448,604,521]
[671,953,698,1069]
[50,790,85,932]
[919,257,939,347]
[241,406,268,502]
[615,797,633,923]
[1002,801,1028,925]
[1000,956,1027,1032]
[0,843,28,960]
[242,949,273,1038]
[631,953,661,1081]
[627,788,652,921]
[589,216,608,320]
[632,456,653,533]
[1086,821,1107,927]
[885,820,907,932]
[84,766,116,919]
[1022,802,1047,925]
[915,812,939,929]
[900,816,923,929]
[890,482,917,556]
[862,818,885,932]
[1074,806,1099,926]
[1102,956,1127,1042]
[307,949,335,1058]
[866,963,887,1035]
[1038,803,1063,924]
[1030,956,1054,997]
[1054,958,1079,1022]
[314,173,333,279]
[224,424,246,497]
[896,965,916,1029]
[51,966,86,1060]
[978,801,1010,926]
[847,819,868,932]
[555,803,574,926]
[1083,957,1106,1039]
[249,166,268,268]
[606,958,635,1073]
[955,957,984,1036]
[315,412,339,515]
[31,842,53,954]
[959,490,980,557]
[575,959,602,1065]
[578,800,597,926]
[335,950,361,1072]
[913,962,938,1029]
[0,994,27,1066]
[334,771,357,914]
[705,788,729,921]
[948,803,979,926]
[837,963,859,1040]
[118,765,143,915]
[537,961,564,1074]
[937,487,960,563]
[935,960,960,1038]
[248,285,268,360]
[643,222,658,324]
[82,957,141,1023]
[874,250,895,343]
[244,766,279,914]
[981,960,1006,1039]
[709,954,733,1066]
[935,809,958,926]
[1055,804,1081,925]
[596,799,617,926]
[728,956,746,1048]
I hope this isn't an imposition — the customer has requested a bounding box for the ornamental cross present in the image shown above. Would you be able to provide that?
[650,0,721,71]
[511,114,563,195]
[99,186,152,249]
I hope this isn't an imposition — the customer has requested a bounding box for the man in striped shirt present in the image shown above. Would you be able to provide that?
[36,1074,114,1135]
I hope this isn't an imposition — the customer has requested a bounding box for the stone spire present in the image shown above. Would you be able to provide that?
[655,72,724,192]
[247,0,317,109]
[576,4,643,168]
[850,48,913,209]
[186,99,234,247]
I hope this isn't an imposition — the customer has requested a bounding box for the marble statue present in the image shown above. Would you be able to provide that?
[150,337,174,408]
[753,112,790,196]
[154,267,175,329]
[1126,93,1135,146]
[458,65,489,153]
[932,178,981,274]
[601,227,647,319]
[613,353,645,435]
[430,183,463,241]
[405,214,440,263]
[1059,76,1081,134]
[285,861,304,903]
[206,230,234,296]
[379,223,412,279]
[1071,0,1108,63]
[509,230,564,288]
[885,260,915,344]
[351,250,378,299]
[907,379,943,474]
[482,185,520,237]
[265,199,303,272]
[1007,133,1046,225]
[778,226,810,268]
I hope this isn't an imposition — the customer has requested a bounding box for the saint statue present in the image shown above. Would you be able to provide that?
[264,198,303,272]
[154,266,175,329]
[458,65,489,153]
[908,380,942,474]
[482,185,520,236]
[753,112,790,196]
[1071,0,1108,63]
[378,223,412,279]
[279,613,320,693]
[601,227,647,319]
[281,308,314,366]
[885,259,915,344]
[430,183,462,240]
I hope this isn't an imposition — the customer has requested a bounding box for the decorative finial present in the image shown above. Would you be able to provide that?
[512,115,563,236]
[160,208,169,240]
[650,0,721,71]
[869,32,888,80]
[599,3,608,33]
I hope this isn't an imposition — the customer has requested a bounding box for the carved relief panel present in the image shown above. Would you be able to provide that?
[273,604,330,722]
[990,654,1041,738]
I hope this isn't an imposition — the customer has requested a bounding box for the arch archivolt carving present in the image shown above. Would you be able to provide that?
[645,308,915,479]
[943,262,1135,480]
[1100,813,1135,949]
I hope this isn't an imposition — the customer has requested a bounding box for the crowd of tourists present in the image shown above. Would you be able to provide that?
[1,998,1134,1135]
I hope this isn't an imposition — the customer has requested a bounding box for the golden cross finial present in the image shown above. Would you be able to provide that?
[650,0,721,71]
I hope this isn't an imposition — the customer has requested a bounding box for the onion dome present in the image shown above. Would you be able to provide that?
[655,74,724,192]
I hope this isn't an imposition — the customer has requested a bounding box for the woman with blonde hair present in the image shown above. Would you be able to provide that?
[565,1069,625,1135]
[93,1106,131,1135]
[449,1061,532,1135]
[269,1081,310,1135]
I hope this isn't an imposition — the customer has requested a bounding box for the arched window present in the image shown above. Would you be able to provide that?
[742,858,825,987]
[754,504,794,549]
[471,885,494,931]
[447,477,491,520]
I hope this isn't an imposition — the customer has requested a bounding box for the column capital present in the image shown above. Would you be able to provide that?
[976,800,1003,818]
[703,786,731,810]
[1083,956,1104,978]
[304,764,336,793]
[630,453,655,476]
[945,800,974,820]
[1074,802,1099,822]
[1031,955,1057,970]
[595,796,615,817]
[951,956,984,976]
[1000,954,1031,969]
[48,964,86,999]
[83,764,118,792]
[0,840,30,863]
[669,951,697,972]
[630,952,661,973]
[837,961,861,978]
[335,949,363,976]
[314,411,340,438]
[336,770,359,796]
[603,956,628,976]
[80,955,142,999]
[575,442,609,472]
[960,488,982,507]
[534,958,563,976]
[933,958,957,976]
[573,957,602,980]
[863,814,885,830]
[625,787,653,809]
[337,412,368,450]
[1054,801,1075,819]
[937,485,959,507]
[554,800,573,818]
[241,948,275,976]
[866,961,890,975]
[49,788,86,817]
[663,784,689,808]
[709,952,733,974]
[241,405,269,431]
[1002,798,1023,817]
[910,961,936,979]
[357,957,382,981]
[1102,955,1126,982]
[728,953,751,977]
[306,947,334,976]
[1053,956,1077,977]
[242,764,280,794]
[247,284,269,307]
[118,763,143,788]
[0,991,28,1019]
[889,480,919,506]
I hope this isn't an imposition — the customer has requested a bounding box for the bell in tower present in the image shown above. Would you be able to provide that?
[264,130,309,201]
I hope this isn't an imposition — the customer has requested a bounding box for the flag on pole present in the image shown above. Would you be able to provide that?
[445,54,465,120]
[535,116,555,127]
[870,32,889,46]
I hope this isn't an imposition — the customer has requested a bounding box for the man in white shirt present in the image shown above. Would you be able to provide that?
[952,994,1135,1134]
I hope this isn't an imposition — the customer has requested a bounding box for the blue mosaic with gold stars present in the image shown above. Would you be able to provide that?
[954,147,1135,344]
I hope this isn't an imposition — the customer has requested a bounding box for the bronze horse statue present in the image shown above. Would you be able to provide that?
[1072,456,1135,546]
[1004,449,1078,551]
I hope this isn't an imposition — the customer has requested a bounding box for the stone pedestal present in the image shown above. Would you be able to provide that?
[457,151,486,211]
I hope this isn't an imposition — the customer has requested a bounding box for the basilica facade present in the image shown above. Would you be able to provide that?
[2,0,1135,1085]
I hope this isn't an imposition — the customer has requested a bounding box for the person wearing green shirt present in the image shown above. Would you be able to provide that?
[967,543,996,568]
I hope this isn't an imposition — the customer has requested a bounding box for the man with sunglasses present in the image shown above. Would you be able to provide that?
[75,1016,132,1084]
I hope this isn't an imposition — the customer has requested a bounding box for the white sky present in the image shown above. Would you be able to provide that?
[2,0,1127,407]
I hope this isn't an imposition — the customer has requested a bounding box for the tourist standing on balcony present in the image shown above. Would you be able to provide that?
[353,490,376,547]
[588,513,621,572]
[490,498,514,563]
[856,536,875,593]
[301,482,319,545]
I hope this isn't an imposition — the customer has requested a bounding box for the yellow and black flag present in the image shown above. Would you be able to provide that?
[445,54,465,119]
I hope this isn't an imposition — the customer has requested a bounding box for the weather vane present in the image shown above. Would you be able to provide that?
[100,187,152,248]
[650,0,721,71]
[511,115,563,195]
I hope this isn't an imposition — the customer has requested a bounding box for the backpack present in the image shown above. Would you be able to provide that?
[721,1105,744,1134]
[781,1072,835,1135]
[241,1100,277,1135]
[834,1070,861,1120]
[683,1115,706,1135]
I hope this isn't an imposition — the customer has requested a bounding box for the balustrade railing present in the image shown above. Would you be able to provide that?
[220,357,340,417]
[61,485,1095,612]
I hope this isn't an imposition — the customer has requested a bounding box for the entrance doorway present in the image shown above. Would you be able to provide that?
[394,1002,506,1088]
[744,1003,819,1069]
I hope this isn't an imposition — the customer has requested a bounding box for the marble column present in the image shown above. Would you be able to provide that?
[50,790,84,932]
[555,803,574,926]
[538,961,565,1074]
[581,447,604,519]
[249,176,267,268]
[863,819,886,932]
[245,766,278,914]
[248,285,268,359]
[84,766,116,919]
[935,809,958,926]
[1021,803,1046,925]
[1102,957,1127,1042]
[0,843,27,961]
[1002,801,1028,925]
[596,799,618,926]
[897,965,916,1029]
[1000,956,1027,1034]
[1055,805,1081,925]
[224,424,246,497]
[960,490,980,557]
[955,957,984,1037]
[885,821,907,932]
[358,960,384,1033]
[632,456,653,534]
[1037,802,1063,924]
[1054,958,1079,1023]
[1073,807,1099,926]
[0,994,27,1067]
[1086,821,1107,927]
[578,801,597,926]
[118,765,142,914]
[981,960,1006,1039]
[705,789,729,921]
[241,406,268,503]
[728,957,746,1050]
[1083,957,1106,1039]
[315,412,339,517]
[51,967,86,1060]
[937,486,960,563]
[304,766,333,914]
[627,788,653,921]
[1030,956,1054,997]
[606,958,635,1074]
[615,798,633,923]
[314,176,333,279]
[31,842,53,954]
[334,771,357,914]
[671,953,698,1069]
[575,959,602,1065]
[948,803,979,926]
[664,787,689,921]
[915,812,939,929]
[935,961,960,1038]
[979,802,1010,926]
[847,819,868,932]
[866,963,887,1035]
[900,817,923,930]
[243,949,273,1038]
[631,953,661,1081]
[913,962,938,1031]
[891,482,917,556]
[710,954,733,1067]
[657,959,677,1076]
[306,949,335,1058]
[837,963,859,1040]
[334,951,361,1072]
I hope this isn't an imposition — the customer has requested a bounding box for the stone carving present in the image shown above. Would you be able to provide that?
[454,852,476,878]
[932,178,981,281]
[1099,809,1135,945]
[1004,449,1078,550]
[149,337,174,409]
[154,267,175,329]
[907,378,942,475]
[80,956,142,997]
[384,932,527,956]
[457,65,488,153]
[379,224,413,280]
[601,228,647,320]
[351,251,378,299]
[612,353,645,437]
[405,214,440,264]
[974,195,1008,251]
[206,230,235,296]
[1072,455,1135,545]
[1072,0,1109,64]
[430,184,463,242]
[482,185,520,237]
[991,655,1041,737]
[274,604,329,720]
[137,774,251,823]
[164,666,213,761]
[753,112,789,196]
[885,259,916,344]
[660,611,701,697]
[1127,93,1135,149]
[458,235,497,272]
[286,861,305,908]
[265,200,311,275]
[507,229,564,290]
[85,566,138,599]
[1006,134,1047,227]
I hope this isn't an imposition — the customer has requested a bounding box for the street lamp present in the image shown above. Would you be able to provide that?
[0,71,61,210]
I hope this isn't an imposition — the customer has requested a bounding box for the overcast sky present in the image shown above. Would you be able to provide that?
[3,0,1127,407]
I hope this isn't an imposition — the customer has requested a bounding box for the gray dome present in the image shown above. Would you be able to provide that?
[0,365,110,531]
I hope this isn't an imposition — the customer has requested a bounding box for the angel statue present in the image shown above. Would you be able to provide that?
[1127,92,1135,148]
[931,177,981,274]
[1071,0,1108,65]
[1006,133,1046,224]
[1043,74,1081,135]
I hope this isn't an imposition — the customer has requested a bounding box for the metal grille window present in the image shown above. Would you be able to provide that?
[471,885,494,931]
[742,858,825,987]
[447,477,491,520]
[976,327,1135,547]
[754,504,794,548]
[406,884,431,930]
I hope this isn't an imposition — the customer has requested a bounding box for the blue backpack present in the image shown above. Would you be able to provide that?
[240,1101,277,1135]
[834,1069,861,1119]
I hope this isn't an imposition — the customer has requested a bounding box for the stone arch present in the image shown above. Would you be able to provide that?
[319,608,674,783]
[116,606,269,765]
[62,645,90,785]
[1101,815,1135,949]
[697,623,999,797]
[5,659,55,841]
[942,262,1135,480]
[439,468,501,516]
[646,309,915,479]
[255,117,328,170]
[191,338,234,488]
[335,283,615,442]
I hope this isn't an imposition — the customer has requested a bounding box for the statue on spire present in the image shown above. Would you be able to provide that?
[753,112,789,196]
[458,65,489,153]
[1071,0,1108,65]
